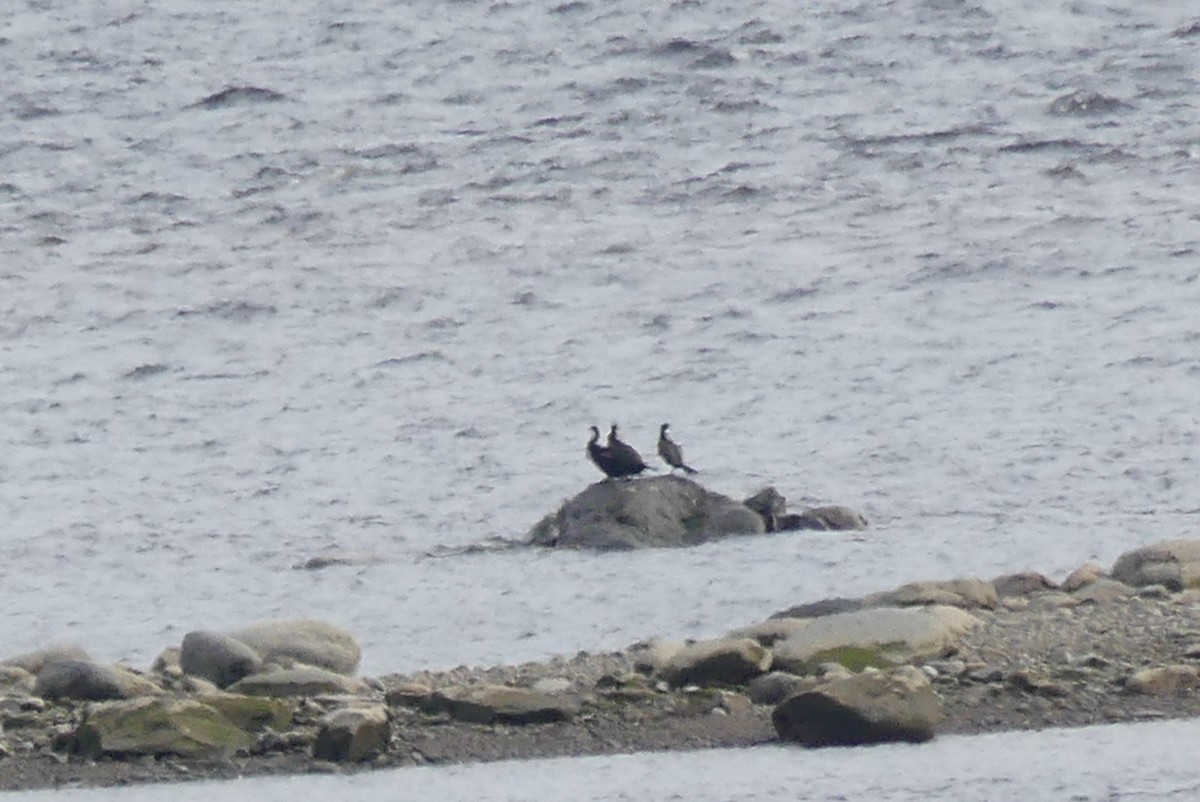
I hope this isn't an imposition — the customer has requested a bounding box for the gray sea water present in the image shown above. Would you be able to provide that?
[3,0,1200,797]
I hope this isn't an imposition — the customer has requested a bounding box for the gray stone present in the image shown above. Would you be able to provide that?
[772,606,980,673]
[425,684,578,724]
[74,698,254,759]
[726,618,810,646]
[0,665,35,694]
[1112,539,1200,590]
[743,487,787,530]
[992,571,1057,597]
[1062,562,1107,592]
[626,638,687,673]
[34,660,163,702]
[1072,577,1135,605]
[3,645,90,674]
[661,638,773,688]
[527,475,765,550]
[770,597,866,620]
[312,704,390,762]
[181,631,262,689]
[778,506,868,531]
[773,666,940,746]
[867,578,998,610]
[226,620,361,676]
[228,666,373,697]
[199,694,293,732]
[530,677,573,695]
[747,671,812,705]
[1126,665,1200,695]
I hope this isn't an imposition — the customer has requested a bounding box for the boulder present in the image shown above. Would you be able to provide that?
[743,487,787,531]
[1071,577,1135,604]
[1062,562,1107,591]
[747,671,812,705]
[772,606,979,673]
[0,665,35,694]
[226,620,361,675]
[770,597,866,620]
[1125,665,1200,695]
[34,660,164,702]
[1111,539,1200,590]
[199,694,293,732]
[778,506,868,531]
[74,698,254,758]
[181,631,262,688]
[528,476,765,550]
[3,645,91,674]
[726,618,810,647]
[772,666,940,747]
[312,704,390,762]
[425,684,578,724]
[866,578,998,610]
[661,638,772,687]
[228,666,372,697]
[627,638,687,673]
[992,571,1057,597]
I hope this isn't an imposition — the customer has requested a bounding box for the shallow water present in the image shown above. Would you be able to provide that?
[13,718,1200,801]
[3,0,1200,795]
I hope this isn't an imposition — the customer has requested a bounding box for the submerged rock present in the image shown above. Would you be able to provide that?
[529,476,765,550]
[772,666,940,747]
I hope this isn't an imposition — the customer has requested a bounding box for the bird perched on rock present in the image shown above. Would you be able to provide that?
[657,423,697,474]
[599,424,649,477]
[587,424,647,478]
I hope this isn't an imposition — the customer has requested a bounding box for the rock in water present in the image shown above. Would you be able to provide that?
[773,666,941,747]
[180,631,262,688]
[528,475,765,549]
[225,620,362,675]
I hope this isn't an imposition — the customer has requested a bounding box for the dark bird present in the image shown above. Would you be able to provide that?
[657,423,697,474]
[586,425,621,478]
[597,423,648,477]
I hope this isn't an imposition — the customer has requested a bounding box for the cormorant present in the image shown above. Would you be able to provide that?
[586,425,622,478]
[599,424,648,477]
[657,423,697,474]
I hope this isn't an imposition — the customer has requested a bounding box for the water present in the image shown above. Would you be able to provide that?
[11,719,1200,801]
[3,0,1200,795]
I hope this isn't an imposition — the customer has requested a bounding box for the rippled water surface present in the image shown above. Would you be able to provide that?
[3,0,1200,795]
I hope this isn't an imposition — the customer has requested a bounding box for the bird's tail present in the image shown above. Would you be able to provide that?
[681,464,698,474]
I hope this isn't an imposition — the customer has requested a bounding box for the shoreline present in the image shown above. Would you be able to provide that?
[6,541,1200,791]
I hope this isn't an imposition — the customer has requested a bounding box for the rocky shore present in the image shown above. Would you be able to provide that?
[6,537,1200,792]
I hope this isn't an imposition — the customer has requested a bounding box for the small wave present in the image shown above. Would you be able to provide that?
[1048,90,1130,116]
[175,300,277,321]
[122,363,170,380]
[373,351,448,367]
[999,138,1088,154]
[189,86,288,110]
[1172,20,1200,37]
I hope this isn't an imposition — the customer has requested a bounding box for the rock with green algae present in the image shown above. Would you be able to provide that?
[73,698,256,758]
